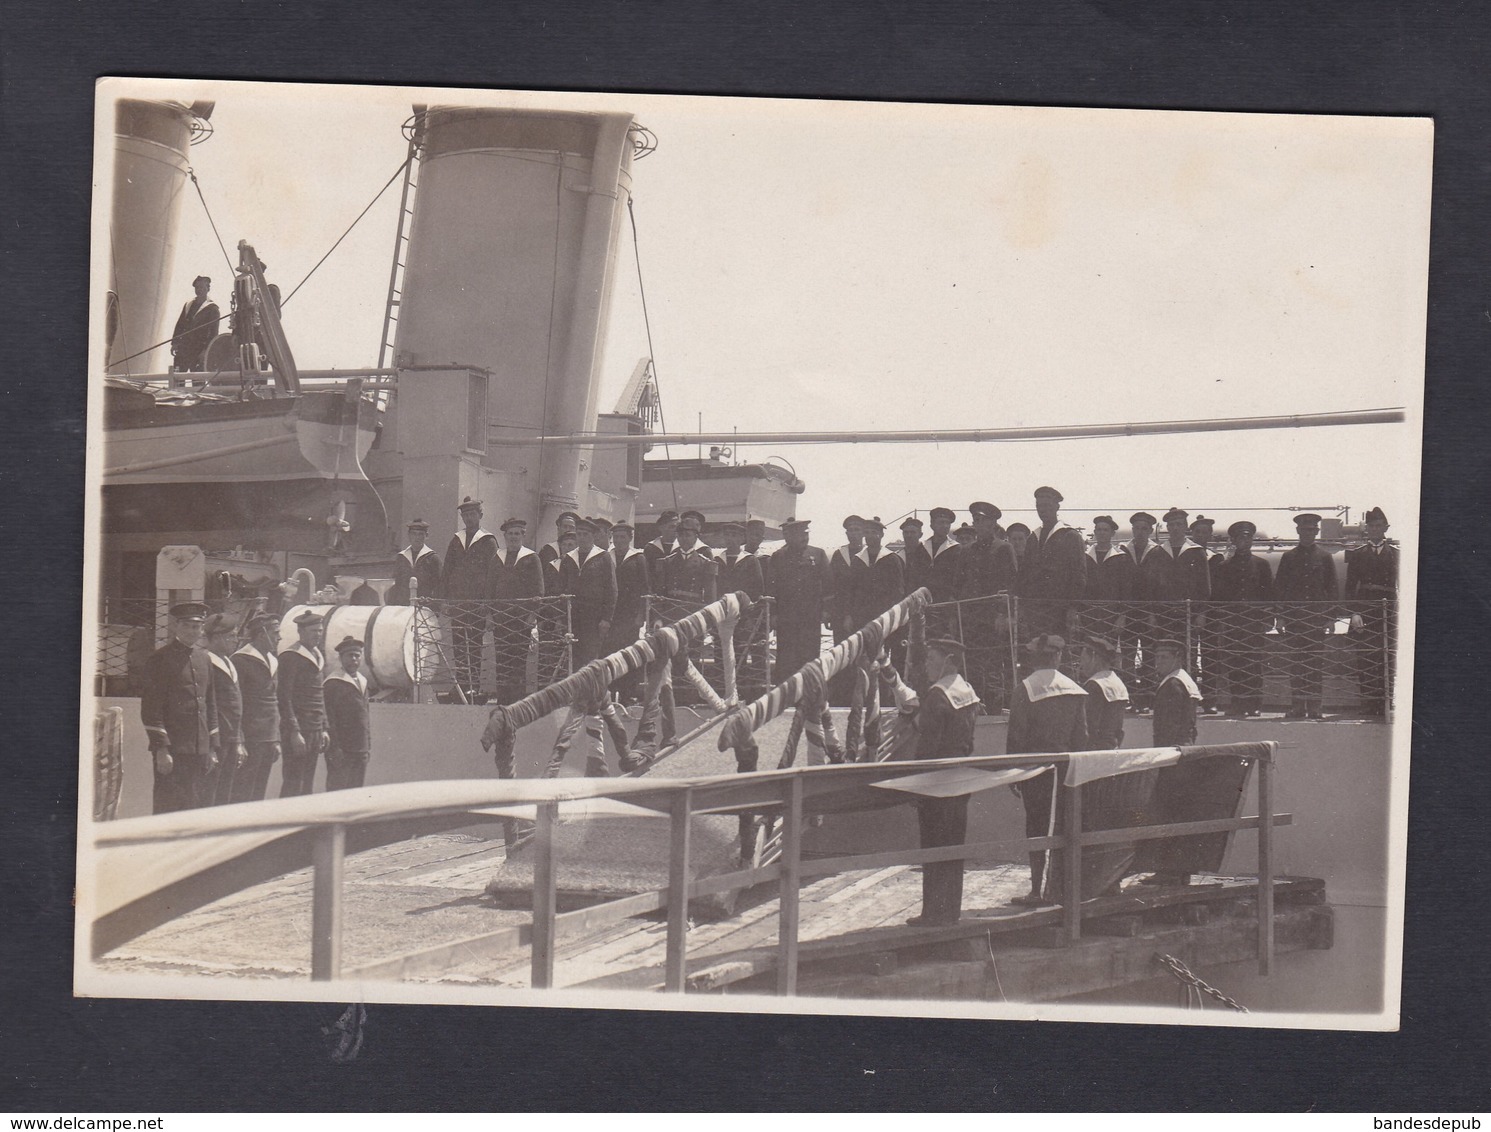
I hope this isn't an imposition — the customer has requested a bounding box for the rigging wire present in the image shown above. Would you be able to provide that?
[626,193,681,515]
[533,154,566,530]
[187,167,236,275]
[279,155,412,309]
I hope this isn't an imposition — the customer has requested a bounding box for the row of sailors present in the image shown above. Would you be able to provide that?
[139,605,370,814]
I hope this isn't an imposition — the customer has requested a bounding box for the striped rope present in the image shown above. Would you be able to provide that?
[718,587,932,752]
[481,591,749,766]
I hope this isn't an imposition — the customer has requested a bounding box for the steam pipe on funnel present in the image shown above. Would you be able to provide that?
[536,113,634,539]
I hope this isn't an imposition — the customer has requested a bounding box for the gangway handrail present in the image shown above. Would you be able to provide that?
[88,741,1282,993]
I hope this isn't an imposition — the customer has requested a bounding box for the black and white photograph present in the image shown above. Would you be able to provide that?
[77,78,1429,1029]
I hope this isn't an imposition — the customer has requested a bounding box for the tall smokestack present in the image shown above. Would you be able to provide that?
[107,99,212,375]
[392,105,635,534]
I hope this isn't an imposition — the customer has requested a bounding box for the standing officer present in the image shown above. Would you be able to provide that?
[767,518,834,680]
[925,506,963,604]
[490,517,544,705]
[1274,512,1339,719]
[1005,634,1089,905]
[140,601,219,814]
[278,609,328,796]
[390,518,442,605]
[1023,486,1088,639]
[200,613,246,806]
[1344,507,1398,717]
[958,501,1018,708]
[443,497,498,702]
[324,636,372,791]
[905,637,982,926]
[170,275,220,373]
[230,611,281,803]
[1211,520,1274,717]
[1188,515,1227,713]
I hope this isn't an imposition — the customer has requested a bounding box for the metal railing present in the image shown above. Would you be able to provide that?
[89,741,1286,992]
[411,596,572,703]
[930,596,1397,715]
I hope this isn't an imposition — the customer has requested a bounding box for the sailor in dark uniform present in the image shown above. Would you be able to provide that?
[957,501,1018,708]
[539,511,581,571]
[170,275,221,373]
[853,517,905,628]
[1344,506,1398,716]
[829,514,867,648]
[1188,515,1227,713]
[1005,634,1089,905]
[1022,486,1087,641]
[741,519,774,696]
[139,601,219,814]
[898,516,931,595]
[442,497,498,701]
[1078,635,1129,750]
[1083,514,1134,649]
[716,521,767,697]
[390,518,442,605]
[230,611,281,803]
[905,637,982,926]
[1138,638,1212,886]
[607,521,652,701]
[744,519,770,591]
[925,506,962,604]
[1122,511,1162,709]
[562,518,618,666]
[642,510,679,579]
[1211,520,1274,717]
[324,636,372,791]
[1143,507,1211,659]
[490,517,544,705]
[1274,512,1339,719]
[536,530,577,687]
[767,518,833,680]
[200,613,245,806]
[278,609,328,797]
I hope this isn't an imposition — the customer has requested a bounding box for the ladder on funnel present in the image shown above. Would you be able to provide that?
[377,111,425,375]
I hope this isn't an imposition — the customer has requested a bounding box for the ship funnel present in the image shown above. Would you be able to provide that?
[107,99,211,375]
[392,105,635,535]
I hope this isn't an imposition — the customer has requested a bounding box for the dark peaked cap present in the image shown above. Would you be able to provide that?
[1365,507,1389,525]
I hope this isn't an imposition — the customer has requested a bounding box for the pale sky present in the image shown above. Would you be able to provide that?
[98,80,1432,540]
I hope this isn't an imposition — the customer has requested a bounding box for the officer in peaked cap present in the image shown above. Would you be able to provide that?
[1273,512,1338,719]
[140,600,219,813]
[955,502,1018,709]
[644,509,681,577]
[767,518,835,681]
[1212,518,1273,716]
[1345,507,1397,716]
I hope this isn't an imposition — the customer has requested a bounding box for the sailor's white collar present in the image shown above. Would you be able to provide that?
[400,543,436,564]
[324,669,368,694]
[566,545,604,565]
[932,673,980,710]
[1159,667,1203,701]
[231,643,276,672]
[457,527,494,548]
[206,650,239,681]
[1155,539,1202,558]
[648,537,675,552]
[281,642,324,667]
[855,545,895,566]
[1086,543,1119,563]
[610,546,645,563]
[1085,669,1130,703]
[498,545,536,564]
[930,537,959,559]
[833,544,864,564]
[1021,667,1087,702]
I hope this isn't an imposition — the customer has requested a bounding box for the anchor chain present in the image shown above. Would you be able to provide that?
[1155,953,1249,1012]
